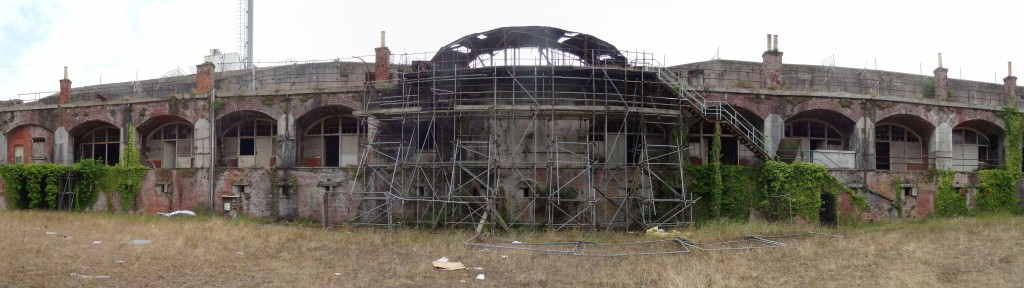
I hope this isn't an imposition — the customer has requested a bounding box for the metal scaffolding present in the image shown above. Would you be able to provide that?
[341,27,769,230]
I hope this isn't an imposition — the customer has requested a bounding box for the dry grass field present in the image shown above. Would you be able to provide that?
[0,211,1022,287]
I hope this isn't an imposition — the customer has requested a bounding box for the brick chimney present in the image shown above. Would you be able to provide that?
[374,31,390,82]
[761,34,784,89]
[933,53,949,99]
[195,62,215,94]
[1004,62,1017,106]
[59,66,71,104]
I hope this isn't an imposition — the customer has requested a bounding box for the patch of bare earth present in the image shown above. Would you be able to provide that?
[0,211,1021,287]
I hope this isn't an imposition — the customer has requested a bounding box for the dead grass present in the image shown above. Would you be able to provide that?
[0,211,1022,287]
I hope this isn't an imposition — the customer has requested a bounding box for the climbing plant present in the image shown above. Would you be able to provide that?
[115,125,148,211]
[709,122,724,218]
[935,170,969,217]
[757,161,849,222]
[974,106,1023,214]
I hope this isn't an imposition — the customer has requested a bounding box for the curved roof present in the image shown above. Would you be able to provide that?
[430,26,628,68]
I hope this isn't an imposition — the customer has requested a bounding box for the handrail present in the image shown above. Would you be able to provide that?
[653,66,773,159]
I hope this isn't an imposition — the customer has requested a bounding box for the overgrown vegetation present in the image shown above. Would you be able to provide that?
[0,127,147,212]
[708,122,724,218]
[935,170,969,217]
[973,106,1024,214]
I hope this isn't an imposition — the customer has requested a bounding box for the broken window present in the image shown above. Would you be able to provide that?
[223,119,277,168]
[146,123,193,168]
[783,119,845,162]
[301,116,365,167]
[77,127,120,165]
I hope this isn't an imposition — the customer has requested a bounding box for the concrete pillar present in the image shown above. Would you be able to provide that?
[195,62,215,95]
[193,119,210,168]
[853,117,875,170]
[277,113,296,168]
[933,68,949,99]
[54,127,71,164]
[931,122,953,170]
[1004,75,1017,107]
[763,114,784,158]
[0,132,6,164]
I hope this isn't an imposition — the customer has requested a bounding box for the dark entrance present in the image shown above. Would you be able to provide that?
[876,142,890,170]
[324,135,340,167]
[819,192,838,227]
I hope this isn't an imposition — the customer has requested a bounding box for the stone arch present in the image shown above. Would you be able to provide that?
[5,124,55,164]
[875,114,934,171]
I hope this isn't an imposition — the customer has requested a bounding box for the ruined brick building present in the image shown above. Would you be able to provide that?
[0,26,1020,227]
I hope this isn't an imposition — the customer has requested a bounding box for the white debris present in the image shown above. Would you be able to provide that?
[501,255,508,259]
[475,274,485,280]
[92,241,102,244]
[45,231,56,235]
[512,241,522,244]
[436,256,449,263]
[156,210,196,217]
[71,273,110,279]
[334,272,342,276]
[114,260,125,264]
[131,240,152,245]
[473,267,483,270]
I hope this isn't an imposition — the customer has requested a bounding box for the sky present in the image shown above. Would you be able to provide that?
[1,0,1022,101]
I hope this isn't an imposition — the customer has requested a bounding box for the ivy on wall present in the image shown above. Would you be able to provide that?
[116,125,148,211]
[757,161,851,222]
[686,165,754,221]
[935,170,969,217]
[709,122,724,218]
[0,127,147,212]
[973,106,1023,214]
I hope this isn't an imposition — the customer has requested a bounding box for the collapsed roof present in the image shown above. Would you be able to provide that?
[430,26,628,68]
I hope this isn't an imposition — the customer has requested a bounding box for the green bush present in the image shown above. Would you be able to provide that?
[935,170,969,217]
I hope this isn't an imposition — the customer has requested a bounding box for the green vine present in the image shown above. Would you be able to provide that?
[116,125,148,211]
[935,170,969,217]
[974,106,1024,214]
[892,177,903,215]
[757,161,847,222]
[709,122,724,218]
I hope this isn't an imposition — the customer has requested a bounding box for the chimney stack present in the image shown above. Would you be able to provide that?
[374,31,391,82]
[1005,61,1017,106]
[59,66,71,104]
[937,53,943,68]
[761,34,784,88]
[195,62,215,94]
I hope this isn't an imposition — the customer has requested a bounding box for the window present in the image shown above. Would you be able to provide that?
[78,127,120,165]
[902,186,916,197]
[223,119,277,168]
[784,119,845,162]
[277,180,295,199]
[416,186,433,198]
[952,128,993,172]
[687,122,756,165]
[301,116,365,167]
[156,183,172,195]
[588,120,656,165]
[147,123,194,168]
[233,185,247,195]
[13,145,24,163]
[874,124,925,171]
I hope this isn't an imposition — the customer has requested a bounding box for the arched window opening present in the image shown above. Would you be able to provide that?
[952,128,995,171]
[223,119,277,168]
[78,127,121,165]
[147,123,193,168]
[874,124,925,171]
[301,116,365,167]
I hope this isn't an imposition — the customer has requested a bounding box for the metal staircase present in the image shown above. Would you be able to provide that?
[654,67,773,159]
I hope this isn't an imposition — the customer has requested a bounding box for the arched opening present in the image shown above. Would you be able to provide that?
[71,121,121,165]
[137,116,193,168]
[6,124,54,164]
[218,111,277,168]
[301,115,365,167]
[952,119,1003,172]
[874,124,925,171]
[783,110,856,167]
